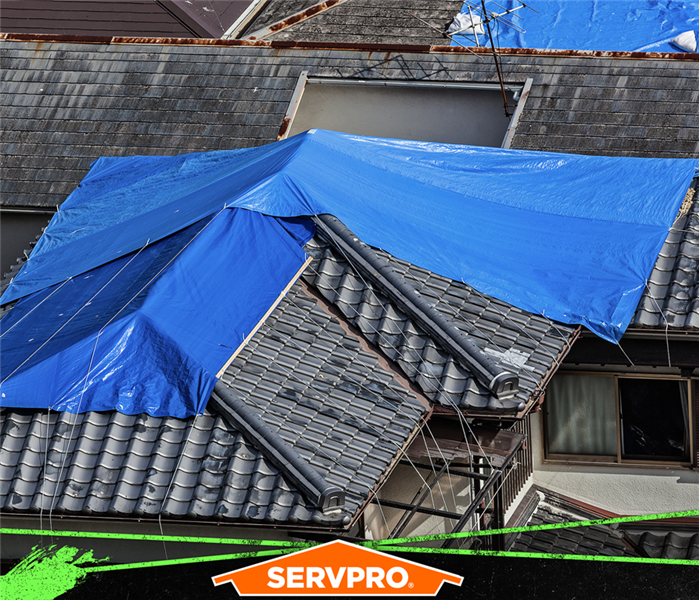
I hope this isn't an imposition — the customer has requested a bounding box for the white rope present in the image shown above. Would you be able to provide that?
[644,281,672,368]
[0,278,73,340]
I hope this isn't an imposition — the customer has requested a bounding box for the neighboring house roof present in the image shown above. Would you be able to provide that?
[242,0,463,44]
[625,530,699,560]
[508,489,637,557]
[509,487,699,560]
[2,37,698,211]
[0,0,251,39]
[240,0,322,36]
[0,0,193,38]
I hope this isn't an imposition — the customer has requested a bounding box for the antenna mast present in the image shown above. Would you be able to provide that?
[446,1,536,117]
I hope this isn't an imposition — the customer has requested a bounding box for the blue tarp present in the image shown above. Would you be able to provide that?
[0,210,310,416]
[1,129,695,345]
[452,1,699,53]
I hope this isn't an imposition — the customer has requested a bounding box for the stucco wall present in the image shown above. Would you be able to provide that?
[530,411,699,514]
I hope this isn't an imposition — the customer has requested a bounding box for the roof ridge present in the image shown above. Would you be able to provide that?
[210,382,347,517]
[313,214,520,400]
[244,0,350,42]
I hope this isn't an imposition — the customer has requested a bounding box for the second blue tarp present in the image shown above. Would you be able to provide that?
[451,1,699,53]
[0,210,311,417]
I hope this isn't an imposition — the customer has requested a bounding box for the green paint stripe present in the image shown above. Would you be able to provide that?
[0,528,307,547]
[84,547,307,573]
[364,509,699,547]
[375,545,699,566]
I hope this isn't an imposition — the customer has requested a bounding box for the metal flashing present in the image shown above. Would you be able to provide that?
[277,70,309,141]
[3,32,698,60]
[502,77,533,150]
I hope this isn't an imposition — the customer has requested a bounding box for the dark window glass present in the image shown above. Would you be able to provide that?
[619,379,688,460]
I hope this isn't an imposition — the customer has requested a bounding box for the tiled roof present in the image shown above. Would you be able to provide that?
[625,531,699,560]
[631,183,699,331]
[509,496,636,557]
[0,278,426,527]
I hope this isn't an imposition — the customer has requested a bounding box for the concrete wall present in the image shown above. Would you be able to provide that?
[288,83,514,147]
[530,411,699,514]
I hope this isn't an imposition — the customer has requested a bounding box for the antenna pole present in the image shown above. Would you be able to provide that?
[480,0,510,117]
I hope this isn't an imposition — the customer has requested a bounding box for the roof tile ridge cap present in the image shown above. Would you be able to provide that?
[313,214,519,399]
[210,382,346,517]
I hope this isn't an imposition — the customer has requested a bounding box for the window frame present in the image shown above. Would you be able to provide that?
[277,72,533,149]
[543,370,695,468]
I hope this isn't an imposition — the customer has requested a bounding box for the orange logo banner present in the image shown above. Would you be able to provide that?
[212,540,463,596]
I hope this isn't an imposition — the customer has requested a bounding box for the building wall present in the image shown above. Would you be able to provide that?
[530,411,699,514]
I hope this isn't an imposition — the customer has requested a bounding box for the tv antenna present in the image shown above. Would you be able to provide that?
[445,1,537,117]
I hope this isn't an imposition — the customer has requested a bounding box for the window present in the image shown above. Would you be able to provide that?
[280,74,533,149]
[545,373,693,465]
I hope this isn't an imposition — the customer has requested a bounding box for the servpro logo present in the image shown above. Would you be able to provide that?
[212,540,463,596]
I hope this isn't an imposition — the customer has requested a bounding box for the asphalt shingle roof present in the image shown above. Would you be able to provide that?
[250,0,464,44]
[3,39,698,210]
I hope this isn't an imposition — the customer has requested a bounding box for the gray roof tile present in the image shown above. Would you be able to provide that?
[626,531,699,561]
[510,500,635,558]
[630,185,699,331]
[0,277,426,527]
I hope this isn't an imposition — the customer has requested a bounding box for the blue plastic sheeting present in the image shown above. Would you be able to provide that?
[452,1,699,53]
[2,129,696,343]
[0,209,309,417]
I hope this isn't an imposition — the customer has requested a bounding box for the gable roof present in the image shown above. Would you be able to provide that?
[241,0,463,44]
[0,0,194,38]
